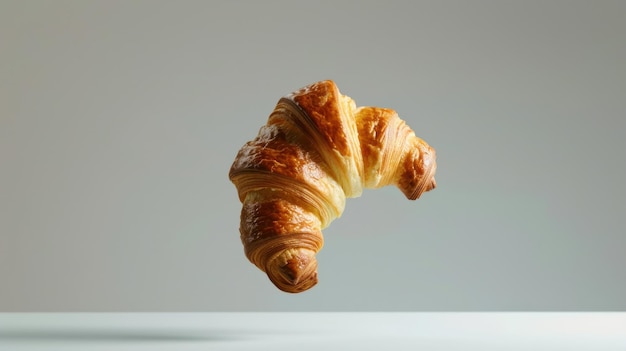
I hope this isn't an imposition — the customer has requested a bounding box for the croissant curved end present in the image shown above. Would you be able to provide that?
[392,137,436,200]
[416,148,437,198]
[266,248,318,293]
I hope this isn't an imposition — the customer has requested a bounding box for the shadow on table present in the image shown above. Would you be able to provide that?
[0,327,265,343]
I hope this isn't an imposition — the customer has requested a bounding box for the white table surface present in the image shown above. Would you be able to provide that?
[1,313,625,351]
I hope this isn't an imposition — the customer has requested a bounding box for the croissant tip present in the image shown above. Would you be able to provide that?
[403,146,437,200]
[405,173,437,200]
[267,249,319,293]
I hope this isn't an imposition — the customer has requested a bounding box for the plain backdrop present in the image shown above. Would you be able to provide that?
[1,0,625,311]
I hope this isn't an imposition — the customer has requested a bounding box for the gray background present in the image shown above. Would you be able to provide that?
[1,0,624,311]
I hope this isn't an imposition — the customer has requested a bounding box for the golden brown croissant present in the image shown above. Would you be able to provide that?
[229,80,436,293]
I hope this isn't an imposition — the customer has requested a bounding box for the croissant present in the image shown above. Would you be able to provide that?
[229,80,436,293]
